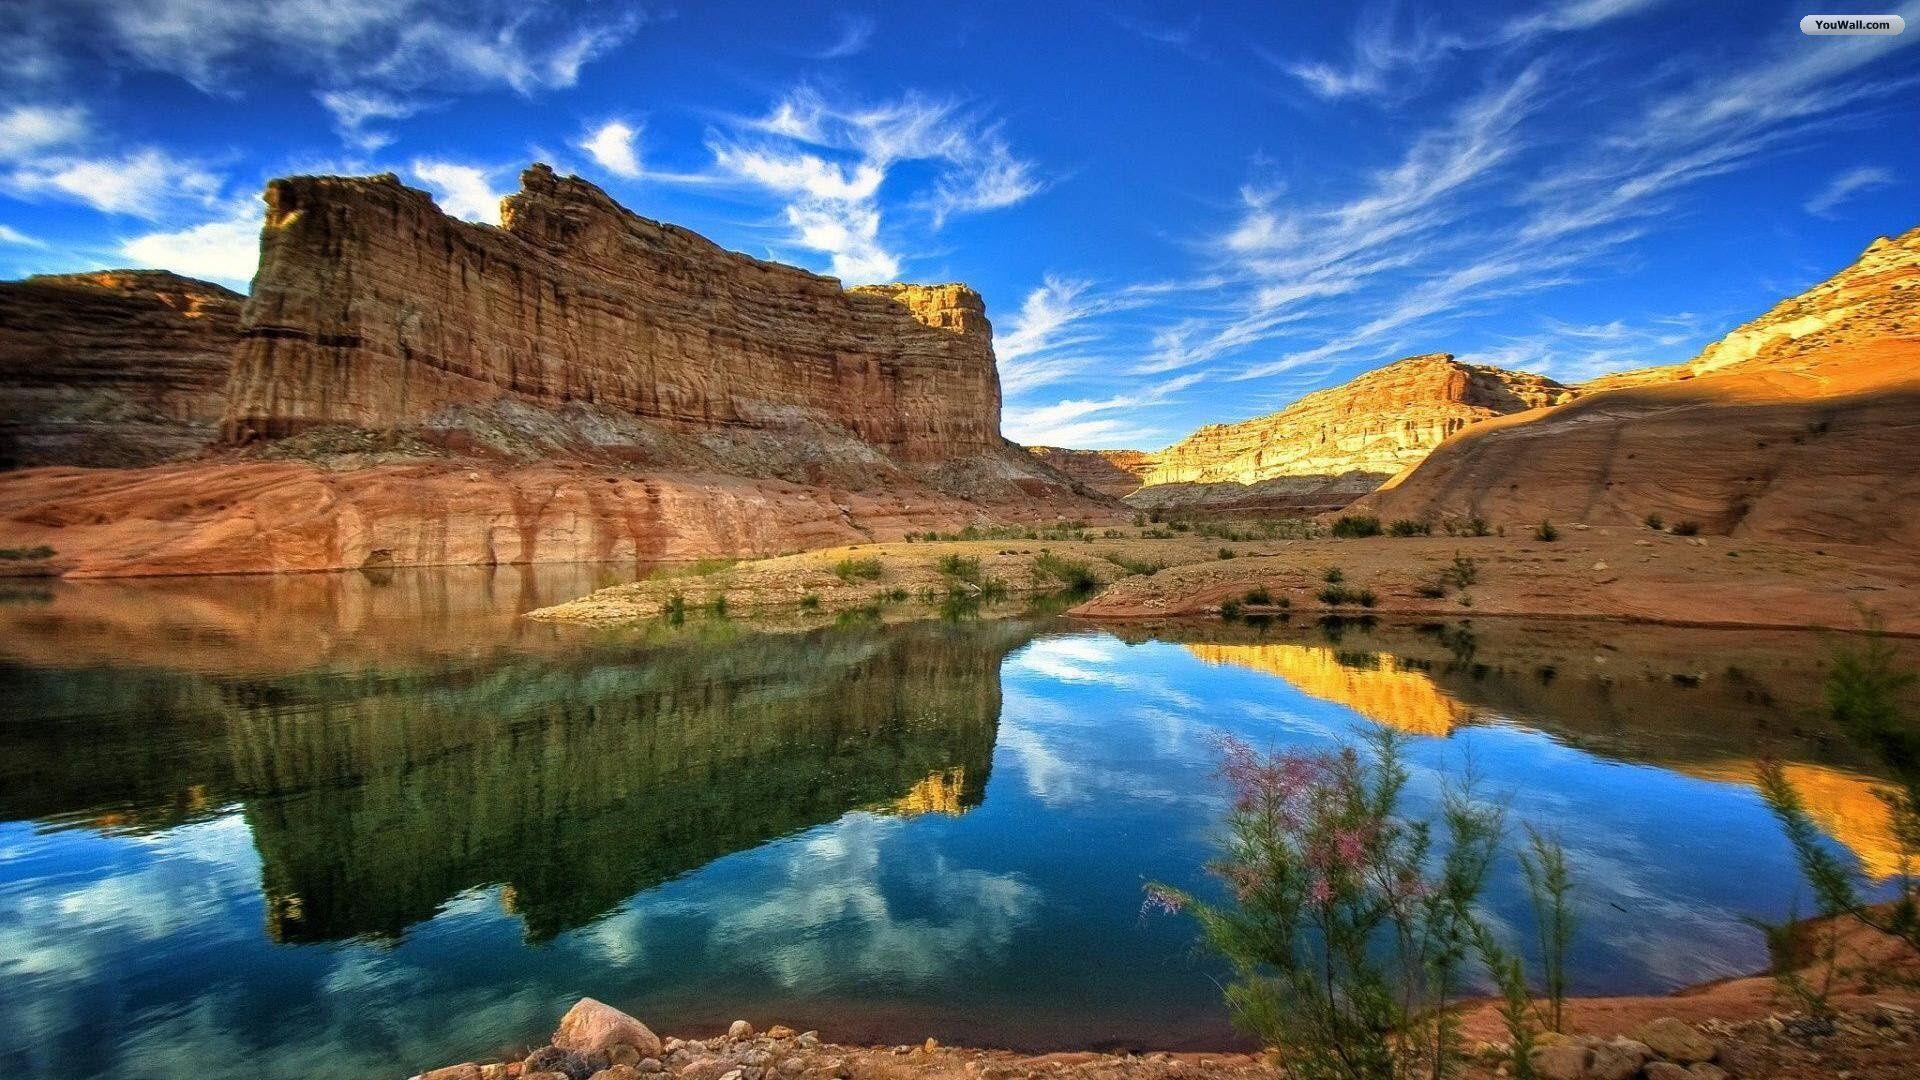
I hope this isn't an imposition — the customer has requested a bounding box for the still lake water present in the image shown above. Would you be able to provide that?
[0,567,1908,1079]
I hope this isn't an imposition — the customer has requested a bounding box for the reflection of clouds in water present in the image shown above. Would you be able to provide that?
[1007,635,1202,711]
[643,814,1037,990]
[0,815,263,1074]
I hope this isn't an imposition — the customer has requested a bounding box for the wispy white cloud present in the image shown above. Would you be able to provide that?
[409,160,508,224]
[120,198,261,287]
[1001,372,1200,448]
[0,223,46,248]
[707,88,1044,284]
[808,14,876,60]
[578,119,643,179]
[12,1,644,151]
[1277,0,1669,101]
[994,275,1146,397]
[5,148,224,219]
[1805,165,1896,218]
[0,104,89,159]
[1458,312,1707,382]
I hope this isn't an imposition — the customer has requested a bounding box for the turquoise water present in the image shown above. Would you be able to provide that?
[0,568,1900,1079]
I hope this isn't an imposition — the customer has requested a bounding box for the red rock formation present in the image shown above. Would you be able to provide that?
[1143,354,1570,488]
[1023,447,1153,498]
[1358,226,1920,548]
[0,271,242,468]
[225,166,1002,460]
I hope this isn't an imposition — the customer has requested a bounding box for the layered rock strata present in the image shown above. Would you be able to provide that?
[1359,226,1920,547]
[1023,447,1153,498]
[0,271,243,468]
[224,165,1003,460]
[1141,353,1570,488]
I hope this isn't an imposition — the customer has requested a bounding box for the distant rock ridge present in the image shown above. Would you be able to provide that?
[224,164,1005,461]
[1024,446,1154,498]
[0,270,243,468]
[1141,353,1572,489]
[1358,225,1920,547]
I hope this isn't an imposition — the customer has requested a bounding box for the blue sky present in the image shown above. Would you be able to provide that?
[1,1,1915,449]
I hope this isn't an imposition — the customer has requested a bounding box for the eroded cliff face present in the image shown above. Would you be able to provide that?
[1142,354,1570,489]
[1359,226,1920,547]
[0,271,243,468]
[224,166,1003,461]
[1023,447,1154,498]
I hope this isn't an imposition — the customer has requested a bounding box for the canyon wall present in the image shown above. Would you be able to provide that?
[1142,354,1571,488]
[1024,447,1153,498]
[1359,226,1920,548]
[0,271,242,468]
[224,165,1002,461]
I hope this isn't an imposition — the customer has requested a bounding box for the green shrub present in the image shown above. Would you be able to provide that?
[706,594,729,618]
[1033,552,1100,593]
[1243,586,1272,605]
[1218,547,1236,560]
[1105,554,1167,576]
[936,553,982,583]
[1533,520,1559,542]
[1671,520,1701,536]
[1330,514,1383,538]
[1146,733,1508,1080]
[662,593,688,625]
[1355,587,1378,608]
[1218,598,1243,621]
[799,592,821,610]
[833,556,884,582]
[1643,512,1665,531]
[1322,567,1344,585]
[1465,516,1492,537]
[1416,581,1449,599]
[1388,518,1431,537]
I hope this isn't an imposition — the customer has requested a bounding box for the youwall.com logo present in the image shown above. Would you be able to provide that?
[1800,13,1906,34]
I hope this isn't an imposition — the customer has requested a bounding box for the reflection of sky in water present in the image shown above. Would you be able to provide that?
[0,626,1857,1080]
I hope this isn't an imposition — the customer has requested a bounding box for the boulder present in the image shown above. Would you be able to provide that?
[1587,1038,1649,1080]
[420,1066,483,1080]
[527,1046,612,1080]
[1632,1018,1718,1064]
[1528,1042,1591,1080]
[728,1021,754,1040]
[589,1068,643,1080]
[555,999,663,1058]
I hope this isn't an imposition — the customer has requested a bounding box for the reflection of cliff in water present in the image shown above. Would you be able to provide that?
[1,603,1032,943]
[1145,617,1919,880]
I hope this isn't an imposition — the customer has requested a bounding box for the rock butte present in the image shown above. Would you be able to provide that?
[0,270,243,469]
[1358,225,1920,548]
[1034,354,1575,516]
[0,166,1115,576]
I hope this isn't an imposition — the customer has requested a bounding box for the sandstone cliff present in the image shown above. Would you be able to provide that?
[1358,226,1920,548]
[1142,354,1571,488]
[1024,446,1153,498]
[1112,353,1569,515]
[0,271,242,468]
[0,167,1116,575]
[225,165,1003,461]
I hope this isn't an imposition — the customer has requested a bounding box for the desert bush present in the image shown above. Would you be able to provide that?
[1533,521,1559,542]
[1244,586,1273,606]
[1331,515,1383,538]
[1415,580,1449,599]
[1671,520,1701,536]
[0,545,54,561]
[1643,512,1665,531]
[1106,554,1168,576]
[1465,517,1492,537]
[662,593,688,625]
[1388,519,1432,537]
[1319,583,1376,607]
[833,556,884,582]
[1355,587,1378,608]
[1146,733,1507,1080]
[1033,552,1100,593]
[1323,567,1344,585]
[706,594,729,618]
[1219,547,1237,560]
[1218,598,1243,621]
[936,553,983,583]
